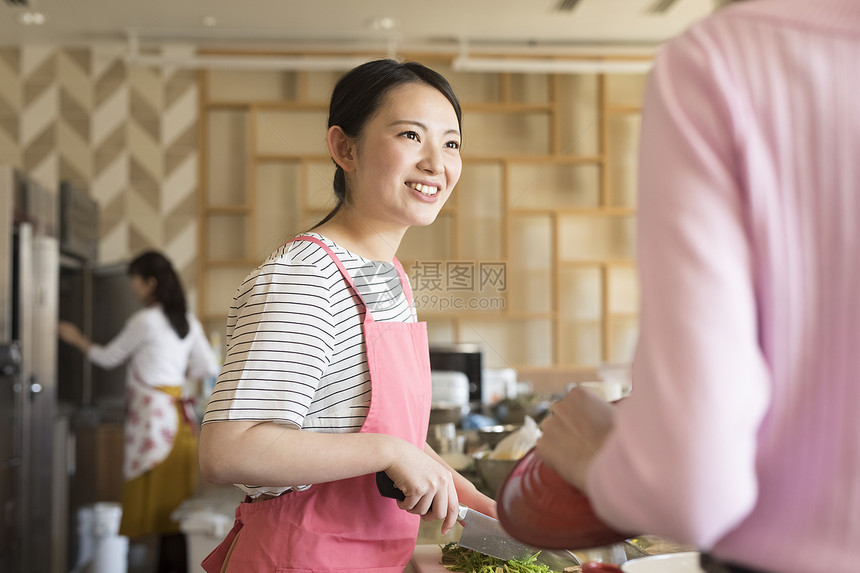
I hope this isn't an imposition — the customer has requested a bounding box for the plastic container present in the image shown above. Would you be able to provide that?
[180,510,234,572]
[90,502,128,573]
[481,368,517,406]
[70,506,94,572]
[582,552,704,572]
[430,371,470,412]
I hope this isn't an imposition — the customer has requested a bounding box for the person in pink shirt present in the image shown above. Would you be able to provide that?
[536,1,860,572]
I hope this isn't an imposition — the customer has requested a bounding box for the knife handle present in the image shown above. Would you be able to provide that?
[376,471,406,501]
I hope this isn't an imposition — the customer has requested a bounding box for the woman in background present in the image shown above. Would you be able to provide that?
[59,251,219,573]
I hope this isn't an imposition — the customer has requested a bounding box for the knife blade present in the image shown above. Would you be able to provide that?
[375,471,580,568]
[455,503,553,562]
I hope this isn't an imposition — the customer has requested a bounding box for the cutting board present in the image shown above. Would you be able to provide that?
[408,544,449,573]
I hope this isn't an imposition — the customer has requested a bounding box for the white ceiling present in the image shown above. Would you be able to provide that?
[2,0,717,54]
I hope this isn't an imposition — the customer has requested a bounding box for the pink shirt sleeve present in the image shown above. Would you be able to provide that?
[584,28,771,549]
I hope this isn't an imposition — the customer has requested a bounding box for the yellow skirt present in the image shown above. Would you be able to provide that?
[119,387,199,539]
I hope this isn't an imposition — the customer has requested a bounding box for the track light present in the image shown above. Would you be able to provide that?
[451,56,652,75]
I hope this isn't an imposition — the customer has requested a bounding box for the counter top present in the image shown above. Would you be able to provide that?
[407,536,687,572]
[172,483,245,523]
[407,544,587,573]
[407,545,448,573]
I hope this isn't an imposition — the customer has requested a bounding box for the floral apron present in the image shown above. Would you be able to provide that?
[124,366,195,480]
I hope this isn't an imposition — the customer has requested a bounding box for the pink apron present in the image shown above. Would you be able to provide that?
[202,236,432,573]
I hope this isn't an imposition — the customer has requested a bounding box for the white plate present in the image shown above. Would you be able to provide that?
[621,551,704,573]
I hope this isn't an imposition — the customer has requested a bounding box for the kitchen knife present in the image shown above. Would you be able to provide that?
[375,471,580,568]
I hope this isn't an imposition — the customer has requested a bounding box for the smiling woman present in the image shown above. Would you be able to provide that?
[197,59,495,573]
[311,59,463,245]
[322,80,463,236]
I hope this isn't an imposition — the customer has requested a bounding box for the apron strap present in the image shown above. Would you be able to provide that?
[391,257,416,311]
[289,235,417,323]
[176,395,200,436]
[131,364,199,435]
[288,235,373,323]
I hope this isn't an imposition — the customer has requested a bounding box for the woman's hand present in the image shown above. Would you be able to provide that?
[58,321,90,352]
[536,386,615,491]
[424,442,497,520]
[382,442,460,534]
[456,481,497,520]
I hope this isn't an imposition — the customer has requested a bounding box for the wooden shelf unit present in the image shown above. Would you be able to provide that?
[198,56,646,374]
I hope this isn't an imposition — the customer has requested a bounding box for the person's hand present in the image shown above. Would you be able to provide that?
[536,386,615,491]
[465,493,497,520]
[57,321,83,346]
[382,442,459,534]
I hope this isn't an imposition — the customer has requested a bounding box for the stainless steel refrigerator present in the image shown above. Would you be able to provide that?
[57,181,145,573]
[0,165,60,573]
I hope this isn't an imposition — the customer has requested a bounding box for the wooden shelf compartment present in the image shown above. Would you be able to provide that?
[464,153,603,164]
[255,153,331,163]
[507,206,635,217]
[558,258,635,268]
[606,105,642,115]
[205,204,252,215]
[416,310,554,320]
[462,101,555,113]
[208,100,329,111]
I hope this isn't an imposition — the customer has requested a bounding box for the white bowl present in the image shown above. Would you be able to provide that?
[621,552,704,573]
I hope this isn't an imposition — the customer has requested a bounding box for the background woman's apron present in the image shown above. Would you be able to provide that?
[121,367,199,538]
[203,236,432,572]
[124,366,180,480]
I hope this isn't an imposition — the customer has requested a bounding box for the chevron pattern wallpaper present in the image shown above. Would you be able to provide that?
[0,45,200,306]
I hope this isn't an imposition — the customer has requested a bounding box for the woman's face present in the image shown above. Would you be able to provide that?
[129,274,156,304]
[346,82,462,230]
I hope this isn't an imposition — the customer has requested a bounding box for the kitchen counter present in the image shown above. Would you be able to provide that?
[407,534,689,572]
[408,543,588,573]
[408,545,453,573]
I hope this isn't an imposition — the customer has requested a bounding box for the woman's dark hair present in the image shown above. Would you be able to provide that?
[128,251,189,339]
[312,59,462,228]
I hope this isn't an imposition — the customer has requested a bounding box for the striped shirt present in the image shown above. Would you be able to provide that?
[202,233,415,495]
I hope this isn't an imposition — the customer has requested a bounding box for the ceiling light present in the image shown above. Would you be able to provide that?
[368,17,396,31]
[126,53,376,71]
[452,56,652,75]
[123,30,384,71]
[202,16,217,27]
[555,0,584,12]
[19,11,46,25]
[646,0,680,14]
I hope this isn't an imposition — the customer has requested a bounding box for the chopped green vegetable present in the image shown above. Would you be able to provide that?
[440,542,561,573]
